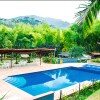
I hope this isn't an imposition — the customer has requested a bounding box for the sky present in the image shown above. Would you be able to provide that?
[0,1,90,23]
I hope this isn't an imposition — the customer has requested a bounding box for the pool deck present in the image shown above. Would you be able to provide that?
[0,62,98,100]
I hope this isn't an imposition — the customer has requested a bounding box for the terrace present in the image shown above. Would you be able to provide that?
[0,60,100,100]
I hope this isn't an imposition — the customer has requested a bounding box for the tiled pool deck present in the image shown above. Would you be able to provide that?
[0,62,99,100]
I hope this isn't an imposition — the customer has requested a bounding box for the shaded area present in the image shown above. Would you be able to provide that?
[0,48,56,67]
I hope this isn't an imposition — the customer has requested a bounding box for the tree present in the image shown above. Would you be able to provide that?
[62,29,75,51]
[33,32,45,47]
[75,0,100,30]
[69,45,86,58]
[13,23,34,48]
[84,20,100,52]
[0,25,13,48]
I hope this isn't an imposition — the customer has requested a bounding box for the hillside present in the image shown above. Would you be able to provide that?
[0,15,70,29]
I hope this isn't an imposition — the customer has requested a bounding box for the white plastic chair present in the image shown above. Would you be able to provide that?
[1,62,9,68]
[82,54,91,60]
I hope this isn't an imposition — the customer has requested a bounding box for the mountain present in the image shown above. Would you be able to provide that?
[0,15,70,29]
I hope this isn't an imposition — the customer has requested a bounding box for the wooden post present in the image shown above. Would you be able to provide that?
[60,90,62,100]
[11,52,13,68]
[54,48,56,57]
[1,54,2,61]
[92,79,95,91]
[27,53,31,63]
[29,54,31,63]
[16,53,18,64]
[30,53,33,62]
[4,54,5,59]
[79,83,80,95]
[40,51,42,65]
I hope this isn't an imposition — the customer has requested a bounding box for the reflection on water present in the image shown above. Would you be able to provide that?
[43,69,78,90]
[44,76,73,88]
[44,68,68,79]
[44,68,100,83]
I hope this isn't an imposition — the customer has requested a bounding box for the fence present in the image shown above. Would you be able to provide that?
[59,80,100,100]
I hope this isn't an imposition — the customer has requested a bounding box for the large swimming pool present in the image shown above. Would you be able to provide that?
[4,65,100,96]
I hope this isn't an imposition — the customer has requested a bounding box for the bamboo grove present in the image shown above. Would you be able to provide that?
[0,20,100,54]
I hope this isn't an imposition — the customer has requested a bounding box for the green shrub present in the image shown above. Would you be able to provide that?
[42,56,57,64]
[42,56,51,63]
[92,58,100,63]
[51,57,57,64]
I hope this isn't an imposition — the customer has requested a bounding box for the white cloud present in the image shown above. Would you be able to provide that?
[0,1,88,23]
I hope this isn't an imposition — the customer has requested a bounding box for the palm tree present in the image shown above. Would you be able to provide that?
[75,0,100,30]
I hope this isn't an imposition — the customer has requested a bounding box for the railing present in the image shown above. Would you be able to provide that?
[59,80,100,100]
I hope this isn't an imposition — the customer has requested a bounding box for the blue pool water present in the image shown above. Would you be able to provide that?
[4,65,100,96]
[81,64,100,72]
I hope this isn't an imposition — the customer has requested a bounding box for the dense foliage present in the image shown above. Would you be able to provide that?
[0,20,100,54]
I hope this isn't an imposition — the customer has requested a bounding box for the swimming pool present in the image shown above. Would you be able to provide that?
[4,66,100,96]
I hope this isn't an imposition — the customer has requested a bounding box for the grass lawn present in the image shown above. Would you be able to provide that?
[86,89,100,100]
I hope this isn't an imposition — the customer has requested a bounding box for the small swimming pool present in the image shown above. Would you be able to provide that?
[4,65,100,96]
